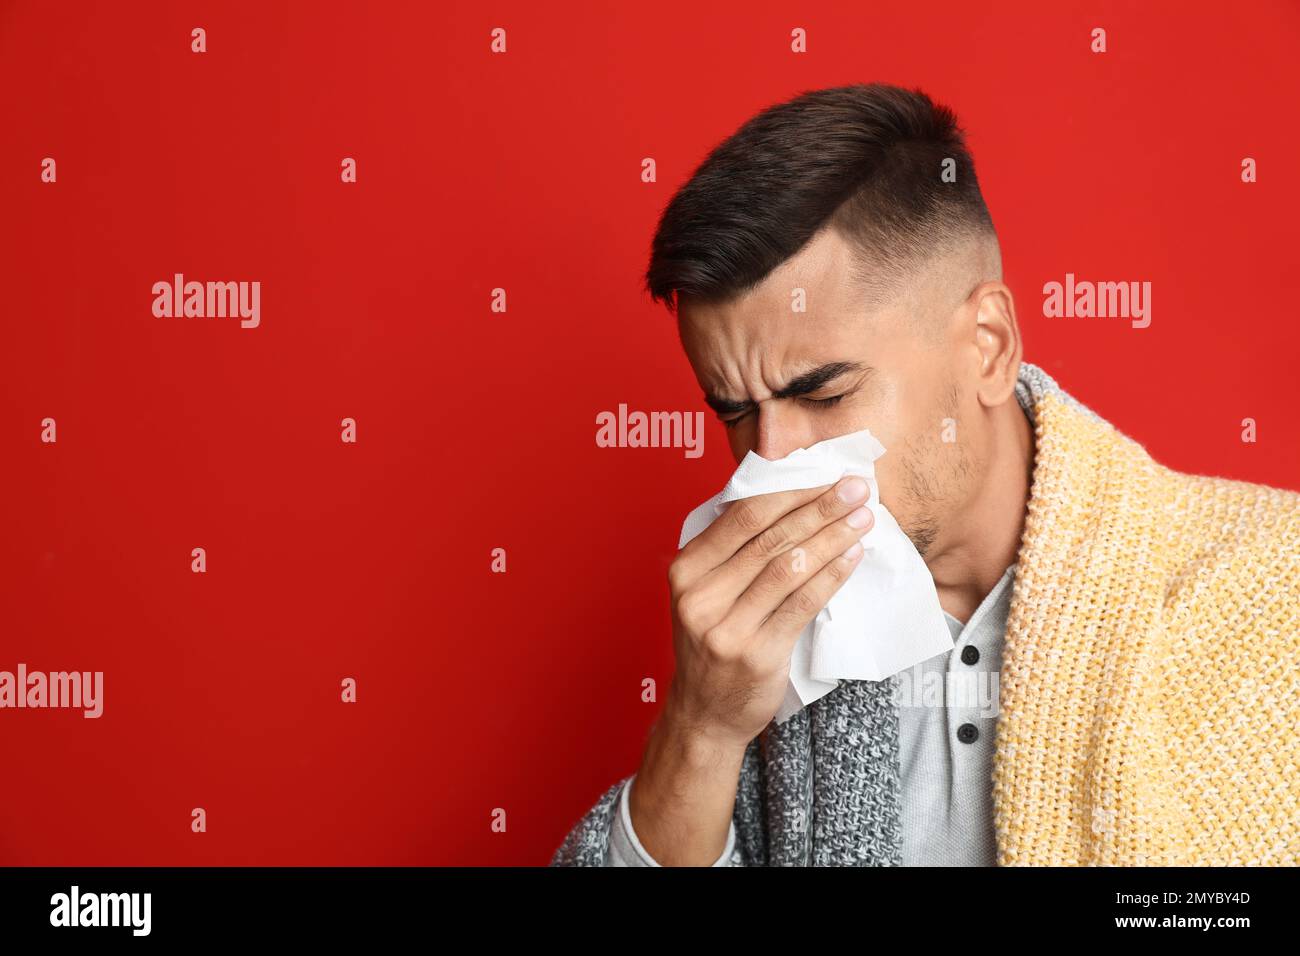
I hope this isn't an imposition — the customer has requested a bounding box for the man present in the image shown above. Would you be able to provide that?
[551,84,1300,866]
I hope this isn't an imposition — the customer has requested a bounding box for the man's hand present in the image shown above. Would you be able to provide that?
[628,476,873,865]
[664,475,873,749]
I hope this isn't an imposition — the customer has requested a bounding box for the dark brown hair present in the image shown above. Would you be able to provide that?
[645,84,996,314]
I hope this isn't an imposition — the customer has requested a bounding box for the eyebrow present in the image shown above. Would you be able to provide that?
[703,361,870,415]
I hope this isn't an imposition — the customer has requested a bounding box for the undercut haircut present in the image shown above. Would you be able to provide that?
[645,83,998,314]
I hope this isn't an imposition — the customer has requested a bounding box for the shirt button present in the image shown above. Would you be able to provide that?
[960,645,980,665]
[956,723,979,744]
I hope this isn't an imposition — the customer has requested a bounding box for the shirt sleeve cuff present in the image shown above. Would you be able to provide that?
[604,773,736,866]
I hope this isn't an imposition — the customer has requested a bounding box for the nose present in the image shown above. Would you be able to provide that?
[751,400,821,461]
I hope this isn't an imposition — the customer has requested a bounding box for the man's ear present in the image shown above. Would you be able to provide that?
[967,281,1022,407]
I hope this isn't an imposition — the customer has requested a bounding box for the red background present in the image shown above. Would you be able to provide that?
[2,0,1297,865]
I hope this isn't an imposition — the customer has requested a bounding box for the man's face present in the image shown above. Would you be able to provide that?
[676,226,984,558]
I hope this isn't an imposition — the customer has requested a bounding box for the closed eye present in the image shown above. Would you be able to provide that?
[799,394,846,409]
[721,394,847,429]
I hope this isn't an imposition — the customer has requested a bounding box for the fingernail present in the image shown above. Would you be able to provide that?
[836,476,869,503]
[842,541,864,560]
[846,506,873,529]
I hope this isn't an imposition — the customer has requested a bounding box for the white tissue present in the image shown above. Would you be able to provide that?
[678,428,953,724]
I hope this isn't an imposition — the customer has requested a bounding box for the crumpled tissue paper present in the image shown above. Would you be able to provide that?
[678,428,953,724]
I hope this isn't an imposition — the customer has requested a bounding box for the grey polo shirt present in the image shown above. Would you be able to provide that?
[604,563,1016,867]
[898,563,1013,866]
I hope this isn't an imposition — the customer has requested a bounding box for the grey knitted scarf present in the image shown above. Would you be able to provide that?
[551,362,1062,866]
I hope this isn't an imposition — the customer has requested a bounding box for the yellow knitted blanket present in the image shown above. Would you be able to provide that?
[995,374,1300,865]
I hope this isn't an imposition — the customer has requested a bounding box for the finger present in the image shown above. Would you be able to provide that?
[724,501,874,637]
[690,475,872,613]
[677,476,871,585]
[722,476,872,589]
[674,484,826,583]
[750,537,866,663]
